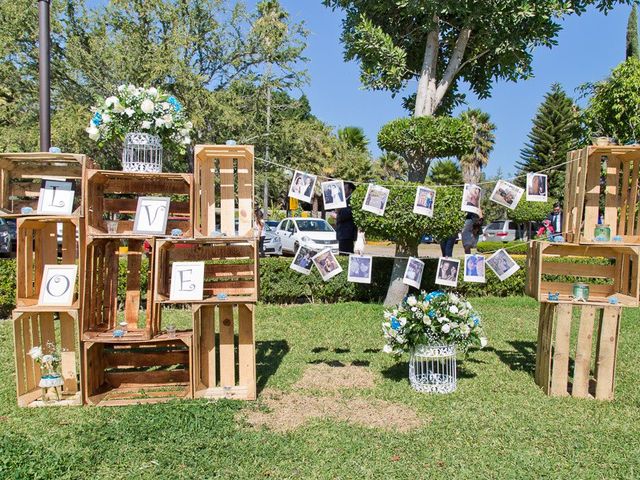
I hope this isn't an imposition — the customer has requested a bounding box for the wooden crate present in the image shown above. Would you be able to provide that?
[83,333,193,406]
[192,303,256,400]
[526,241,640,307]
[83,169,194,237]
[12,310,82,407]
[0,152,93,217]
[564,145,640,244]
[193,145,254,237]
[535,303,622,400]
[16,216,84,308]
[82,237,158,341]
[153,238,258,305]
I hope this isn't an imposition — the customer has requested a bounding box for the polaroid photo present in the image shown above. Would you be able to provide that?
[169,261,205,301]
[435,257,460,288]
[526,173,548,202]
[413,186,436,217]
[312,249,343,281]
[490,180,524,210]
[37,179,76,215]
[133,196,171,235]
[463,254,486,283]
[38,265,78,306]
[289,170,317,204]
[362,184,390,216]
[290,245,316,275]
[321,180,347,210]
[347,254,373,284]
[461,184,482,215]
[402,256,425,289]
[487,249,520,281]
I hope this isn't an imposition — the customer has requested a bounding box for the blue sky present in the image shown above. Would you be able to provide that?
[247,1,633,178]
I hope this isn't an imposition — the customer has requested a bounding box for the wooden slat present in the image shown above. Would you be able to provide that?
[105,351,189,368]
[618,159,630,234]
[39,313,56,353]
[594,307,620,400]
[105,370,190,387]
[61,220,76,264]
[572,305,596,398]
[627,158,640,236]
[103,198,191,215]
[219,157,235,235]
[167,244,255,262]
[237,153,253,237]
[200,158,216,236]
[536,303,554,393]
[200,306,216,389]
[238,304,256,400]
[59,312,78,393]
[541,261,615,279]
[125,241,143,327]
[27,314,40,391]
[550,304,572,397]
[13,315,26,397]
[218,305,235,387]
[604,155,620,234]
[204,263,254,278]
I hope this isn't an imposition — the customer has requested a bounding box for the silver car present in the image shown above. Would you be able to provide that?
[483,220,537,242]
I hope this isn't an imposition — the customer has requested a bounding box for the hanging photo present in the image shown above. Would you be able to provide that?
[169,261,205,301]
[37,179,75,215]
[288,170,317,204]
[321,180,347,210]
[133,196,170,234]
[413,186,436,217]
[461,184,482,215]
[362,184,390,216]
[463,254,486,283]
[402,257,425,288]
[490,180,524,210]
[487,249,520,281]
[526,173,548,202]
[38,265,78,306]
[435,257,460,288]
[290,245,316,275]
[312,249,343,281]
[347,254,372,284]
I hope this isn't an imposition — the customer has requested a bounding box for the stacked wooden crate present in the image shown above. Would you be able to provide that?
[527,145,640,400]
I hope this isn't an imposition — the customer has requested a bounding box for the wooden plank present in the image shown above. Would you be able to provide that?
[237,153,253,237]
[618,159,630,234]
[536,303,554,393]
[103,198,191,215]
[125,241,143,328]
[204,263,254,278]
[105,370,190,387]
[572,305,596,398]
[199,306,216,389]
[59,312,78,393]
[582,150,601,241]
[604,155,620,234]
[105,351,189,368]
[39,313,56,352]
[17,223,28,301]
[594,307,620,400]
[541,261,615,279]
[201,158,216,236]
[13,315,26,397]
[24,314,38,392]
[219,157,235,235]
[61,220,76,264]
[627,158,640,235]
[218,305,235,387]
[550,304,572,397]
[238,304,256,400]
[167,244,255,262]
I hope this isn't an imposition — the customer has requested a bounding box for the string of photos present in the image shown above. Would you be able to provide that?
[263,155,572,290]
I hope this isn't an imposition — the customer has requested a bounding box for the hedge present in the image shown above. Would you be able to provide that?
[476,241,529,255]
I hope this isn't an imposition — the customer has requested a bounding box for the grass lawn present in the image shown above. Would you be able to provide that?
[0,297,639,479]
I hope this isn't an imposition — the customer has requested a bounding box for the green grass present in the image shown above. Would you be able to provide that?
[1,298,639,479]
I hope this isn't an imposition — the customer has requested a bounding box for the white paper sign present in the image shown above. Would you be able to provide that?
[38,265,78,306]
[37,180,75,215]
[169,261,205,301]
[133,197,170,235]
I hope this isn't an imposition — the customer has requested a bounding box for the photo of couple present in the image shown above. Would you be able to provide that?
[289,170,317,203]
[436,258,459,287]
[490,180,524,210]
[321,180,347,210]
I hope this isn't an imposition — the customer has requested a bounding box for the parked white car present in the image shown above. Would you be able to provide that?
[275,217,339,255]
[262,221,282,256]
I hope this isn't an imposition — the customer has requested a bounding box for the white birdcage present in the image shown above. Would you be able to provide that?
[122,132,163,173]
[409,343,457,394]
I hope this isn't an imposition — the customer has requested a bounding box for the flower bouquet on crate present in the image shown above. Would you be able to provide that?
[28,342,64,401]
[536,219,563,242]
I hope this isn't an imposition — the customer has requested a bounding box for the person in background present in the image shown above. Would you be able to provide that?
[547,203,563,238]
[254,209,266,257]
[462,209,484,254]
[439,234,456,257]
[335,182,357,254]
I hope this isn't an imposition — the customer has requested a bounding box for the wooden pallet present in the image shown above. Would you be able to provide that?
[192,304,256,400]
[13,309,82,407]
[526,241,640,307]
[83,333,193,406]
[193,145,254,237]
[153,237,258,305]
[0,152,93,217]
[564,145,640,244]
[16,216,84,308]
[83,169,194,237]
[535,303,622,400]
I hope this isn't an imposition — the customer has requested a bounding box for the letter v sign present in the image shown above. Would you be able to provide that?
[133,196,171,234]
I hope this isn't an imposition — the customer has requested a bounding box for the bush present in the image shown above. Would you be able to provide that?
[477,241,529,255]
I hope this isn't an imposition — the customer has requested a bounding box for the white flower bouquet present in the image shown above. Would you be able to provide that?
[28,341,62,376]
[86,84,192,153]
[382,291,487,357]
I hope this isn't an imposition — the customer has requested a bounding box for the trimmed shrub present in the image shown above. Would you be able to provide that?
[477,241,529,255]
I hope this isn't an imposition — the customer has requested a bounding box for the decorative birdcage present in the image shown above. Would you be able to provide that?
[122,132,163,173]
[409,343,457,394]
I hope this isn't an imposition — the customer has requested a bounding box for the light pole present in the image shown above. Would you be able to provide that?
[38,0,51,152]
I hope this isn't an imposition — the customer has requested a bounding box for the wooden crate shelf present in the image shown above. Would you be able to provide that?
[535,303,622,400]
[16,216,84,308]
[193,145,254,237]
[526,241,640,307]
[193,303,256,400]
[83,170,194,237]
[82,237,157,342]
[13,310,82,407]
[0,152,93,217]
[82,333,193,406]
[564,145,640,244]
[153,238,258,304]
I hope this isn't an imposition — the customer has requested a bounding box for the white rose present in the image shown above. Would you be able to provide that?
[449,305,458,314]
[383,344,393,354]
[124,108,135,117]
[105,96,120,108]
[147,87,158,98]
[438,316,447,324]
[182,136,191,145]
[460,325,470,336]
[117,84,126,92]
[383,311,392,319]
[102,114,111,124]
[141,99,155,114]
[407,296,417,307]
[180,128,190,136]
[113,103,125,113]
[127,84,136,93]
[185,121,193,129]
[86,126,99,141]
[155,118,166,128]
[28,346,43,360]
[141,121,152,130]
[423,317,431,325]
[42,354,54,363]
[398,317,407,326]
[161,102,171,111]
[442,324,451,334]
[162,114,173,126]
[480,337,488,348]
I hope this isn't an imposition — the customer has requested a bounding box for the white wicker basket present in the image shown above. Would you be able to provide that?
[409,343,457,394]
[122,132,163,173]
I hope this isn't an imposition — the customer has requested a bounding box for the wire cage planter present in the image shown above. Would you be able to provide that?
[409,343,457,394]
[122,132,163,173]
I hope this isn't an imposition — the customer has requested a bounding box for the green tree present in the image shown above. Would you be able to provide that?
[337,126,369,152]
[516,84,583,199]
[373,152,407,181]
[459,109,496,184]
[627,5,639,60]
[427,160,463,186]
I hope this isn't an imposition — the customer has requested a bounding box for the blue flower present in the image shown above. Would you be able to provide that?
[91,112,102,126]
[472,316,480,326]
[167,96,182,112]
[391,318,401,330]
[427,310,436,319]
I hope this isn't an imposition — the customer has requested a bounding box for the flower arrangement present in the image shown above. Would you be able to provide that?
[28,342,62,376]
[536,219,555,239]
[382,291,487,357]
[86,84,192,153]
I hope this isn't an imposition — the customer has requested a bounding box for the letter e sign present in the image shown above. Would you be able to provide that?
[169,262,205,301]
[39,265,78,306]
[133,197,171,235]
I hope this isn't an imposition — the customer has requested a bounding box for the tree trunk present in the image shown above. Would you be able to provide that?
[383,242,419,307]
[407,156,431,182]
[462,162,481,184]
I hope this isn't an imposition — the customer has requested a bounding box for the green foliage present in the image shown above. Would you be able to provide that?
[627,5,639,60]
[0,258,16,318]
[427,160,463,186]
[337,126,369,152]
[509,197,556,223]
[477,242,529,255]
[458,109,496,184]
[585,58,640,144]
[373,152,407,181]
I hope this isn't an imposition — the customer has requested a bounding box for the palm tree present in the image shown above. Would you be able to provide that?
[427,159,463,185]
[337,126,369,152]
[459,109,496,184]
[375,152,407,181]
